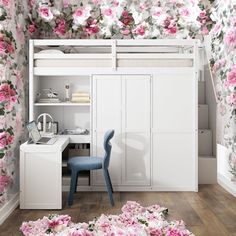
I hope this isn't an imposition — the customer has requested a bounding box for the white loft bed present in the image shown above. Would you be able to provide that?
[29,39,199,193]
[31,39,198,76]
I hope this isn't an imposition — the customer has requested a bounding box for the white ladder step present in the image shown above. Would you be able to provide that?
[198,81,205,104]
[198,156,217,184]
[198,129,212,156]
[198,104,208,129]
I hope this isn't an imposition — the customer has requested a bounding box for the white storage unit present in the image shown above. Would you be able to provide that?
[27,39,199,192]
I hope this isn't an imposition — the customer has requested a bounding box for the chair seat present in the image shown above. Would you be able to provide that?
[68,156,103,170]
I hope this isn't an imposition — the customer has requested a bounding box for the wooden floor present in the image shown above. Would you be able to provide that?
[0,185,235,236]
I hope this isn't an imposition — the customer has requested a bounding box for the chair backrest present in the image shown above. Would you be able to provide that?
[103,130,115,169]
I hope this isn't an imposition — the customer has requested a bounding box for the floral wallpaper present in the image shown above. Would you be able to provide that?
[0,0,27,205]
[27,0,212,39]
[210,0,236,179]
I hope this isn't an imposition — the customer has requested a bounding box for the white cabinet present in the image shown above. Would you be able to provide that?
[92,75,151,187]
[152,72,197,191]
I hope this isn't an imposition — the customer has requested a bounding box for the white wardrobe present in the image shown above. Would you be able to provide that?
[92,72,196,191]
[29,39,198,192]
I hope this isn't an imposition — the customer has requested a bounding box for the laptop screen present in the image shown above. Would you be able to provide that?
[26,121,41,143]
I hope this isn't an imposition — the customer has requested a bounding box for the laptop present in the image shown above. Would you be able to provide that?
[26,121,57,144]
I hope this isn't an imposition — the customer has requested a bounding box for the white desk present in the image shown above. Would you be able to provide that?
[20,136,89,209]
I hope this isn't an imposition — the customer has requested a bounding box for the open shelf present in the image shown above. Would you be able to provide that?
[34,102,91,107]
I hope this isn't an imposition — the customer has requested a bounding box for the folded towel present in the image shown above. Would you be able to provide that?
[71,97,90,103]
[72,92,90,97]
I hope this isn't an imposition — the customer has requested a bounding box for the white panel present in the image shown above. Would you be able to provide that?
[122,75,151,186]
[153,73,195,133]
[122,133,151,185]
[123,75,150,132]
[94,75,121,130]
[152,133,196,190]
[22,152,61,208]
[92,75,122,186]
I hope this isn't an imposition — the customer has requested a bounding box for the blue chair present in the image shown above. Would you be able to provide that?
[67,130,115,206]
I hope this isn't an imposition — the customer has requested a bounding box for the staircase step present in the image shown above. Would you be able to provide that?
[198,81,205,104]
[198,129,212,156]
[198,104,208,129]
[198,156,217,184]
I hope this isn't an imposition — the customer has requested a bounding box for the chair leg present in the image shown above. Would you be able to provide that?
[107,170,114,193]
[74,172,79,193]
[68,170,78,206]
[103,169,114,206]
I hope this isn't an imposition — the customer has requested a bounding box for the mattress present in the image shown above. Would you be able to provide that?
[34,58,193,68]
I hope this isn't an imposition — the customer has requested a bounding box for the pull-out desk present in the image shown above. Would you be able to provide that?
[20,137,69,209]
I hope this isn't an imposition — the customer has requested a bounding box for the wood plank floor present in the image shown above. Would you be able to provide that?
[0,185,235,236]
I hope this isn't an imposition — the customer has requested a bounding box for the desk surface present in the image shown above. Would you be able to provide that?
[20,136,69,153]
[20,134,91,153]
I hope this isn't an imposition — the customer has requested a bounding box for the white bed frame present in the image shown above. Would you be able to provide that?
[29,39,199,192]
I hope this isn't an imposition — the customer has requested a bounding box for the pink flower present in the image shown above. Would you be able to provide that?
[0,41,5,55]
[180,8,190,17]
[0,132,6,149]
[6,133,14,145]
[102,8,113,17]
[201,26,209,35]
[152,7,163,18]
[28,24,36,35]
[167,25,177,34]
[0,175,11,193]
[54,19,66,36]
[224,28,236,48]
[226,92,236,106]
[225,65,236,87]
[121,29,130,36]
[39,7,53,22]
[6,43,14,53]
[1,0,10,7]
[133,24,146,36]
[73,7,91,25]
[85,19,99,35]
[121,10,133,26]
[63,0,69,8]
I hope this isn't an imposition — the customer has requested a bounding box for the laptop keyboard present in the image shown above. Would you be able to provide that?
[39,137,51,142]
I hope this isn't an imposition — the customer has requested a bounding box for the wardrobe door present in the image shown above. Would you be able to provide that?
[152,72,197,190]
[121,75,151,186]
[92,75,122,186]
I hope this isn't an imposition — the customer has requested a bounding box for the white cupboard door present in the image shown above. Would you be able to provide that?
[92,75,122,186]
[152,72,196,133]
[122,75,151,186]
[152,133,196,190]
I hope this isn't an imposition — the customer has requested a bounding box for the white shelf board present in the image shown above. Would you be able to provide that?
[34,102,90,107]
